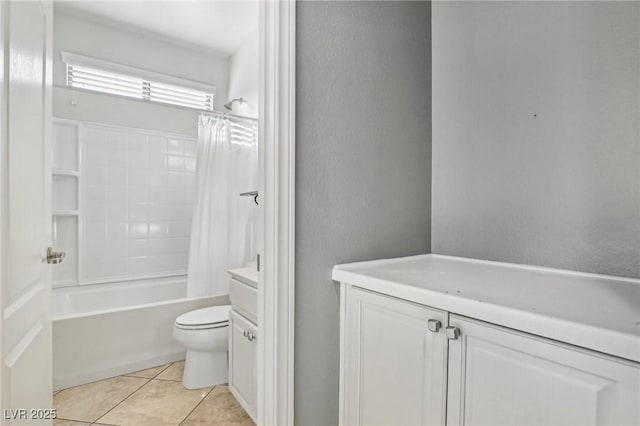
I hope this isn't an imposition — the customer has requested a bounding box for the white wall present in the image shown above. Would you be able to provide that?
[53,10,230,137]
[432,2,640,278]
[227,30,259,119]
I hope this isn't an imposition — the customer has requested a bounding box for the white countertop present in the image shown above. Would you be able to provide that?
[333,254,640,363]
[228,267,258,288]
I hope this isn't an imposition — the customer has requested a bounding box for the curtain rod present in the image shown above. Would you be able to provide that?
[201,110,258,123]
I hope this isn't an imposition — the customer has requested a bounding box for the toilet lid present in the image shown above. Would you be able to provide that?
[176,305,231,327]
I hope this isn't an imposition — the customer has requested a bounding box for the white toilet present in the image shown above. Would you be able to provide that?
[173,305,231,389]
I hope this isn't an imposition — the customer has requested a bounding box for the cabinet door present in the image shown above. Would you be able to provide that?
[229,309,257,421]
[446,315,640,426]
[342,286,448,426]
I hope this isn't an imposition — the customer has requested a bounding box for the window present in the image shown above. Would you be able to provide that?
[63,52,215,111]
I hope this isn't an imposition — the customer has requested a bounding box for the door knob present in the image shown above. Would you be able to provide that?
[46,247,65,264]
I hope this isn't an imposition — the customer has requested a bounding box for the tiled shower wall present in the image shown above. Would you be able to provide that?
[82,124,196,283]
[50,120,198,286]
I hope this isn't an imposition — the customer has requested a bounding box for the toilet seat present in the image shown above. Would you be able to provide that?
[175,305,231,330]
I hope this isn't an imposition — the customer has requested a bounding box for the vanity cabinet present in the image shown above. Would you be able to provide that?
[227,269,258,422]
[342,287,447,426]
[446,315,640,426]
[229,309,257,421]
[340,284,640,426]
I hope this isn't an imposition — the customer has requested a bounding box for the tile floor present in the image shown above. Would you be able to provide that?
[53,361,255,426]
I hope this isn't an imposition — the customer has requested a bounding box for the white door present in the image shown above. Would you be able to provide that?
[446,315,640,426]
[342,286,448,426]
[229,309,258,422]
[1,1,54,424]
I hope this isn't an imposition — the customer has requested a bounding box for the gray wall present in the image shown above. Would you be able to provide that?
[432,1,640,278]
[295,2,431,424]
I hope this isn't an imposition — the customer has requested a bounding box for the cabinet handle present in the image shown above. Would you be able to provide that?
[427,319,442,333]
[446,326,461,340]
[246,332,256,342]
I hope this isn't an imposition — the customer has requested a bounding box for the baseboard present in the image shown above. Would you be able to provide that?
[53,350,186,391]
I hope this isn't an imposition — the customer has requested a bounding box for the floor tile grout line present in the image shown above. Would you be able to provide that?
[178,385,217,426]
[155,361,185,381]
[151,362,173,378]
[91,377,152,424]
[54,366,162,395]
[54,417,91,423]
[124,362,174,380]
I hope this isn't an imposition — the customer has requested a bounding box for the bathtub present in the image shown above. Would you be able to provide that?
[52,277,229,390]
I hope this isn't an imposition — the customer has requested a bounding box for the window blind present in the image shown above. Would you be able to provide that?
[66,63,214,111]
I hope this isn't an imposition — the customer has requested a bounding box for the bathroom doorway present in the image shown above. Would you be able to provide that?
[0,1,295,425]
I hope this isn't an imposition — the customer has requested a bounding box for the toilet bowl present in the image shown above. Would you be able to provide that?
[173,305,231,389]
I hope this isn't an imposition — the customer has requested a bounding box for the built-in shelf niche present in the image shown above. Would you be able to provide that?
[52,118,80,287]
[53,174,78,212]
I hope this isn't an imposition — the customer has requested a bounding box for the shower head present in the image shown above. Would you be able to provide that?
[224,97,246,111]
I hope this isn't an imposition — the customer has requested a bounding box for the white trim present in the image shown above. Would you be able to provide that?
[55,84,217,115]
[78,272,187,288]
[77,122,84,286]
[53,116,195,141]
[60,51,216,94]
[258,1,296,425]
[0,0,8,407]
[51,116,79,127]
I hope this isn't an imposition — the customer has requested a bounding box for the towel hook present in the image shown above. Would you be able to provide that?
[240,190,259,205]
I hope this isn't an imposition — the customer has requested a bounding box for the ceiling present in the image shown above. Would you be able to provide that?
[55,1,259,56]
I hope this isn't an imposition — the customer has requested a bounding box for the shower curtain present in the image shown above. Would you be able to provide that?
[187,114,258,297]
